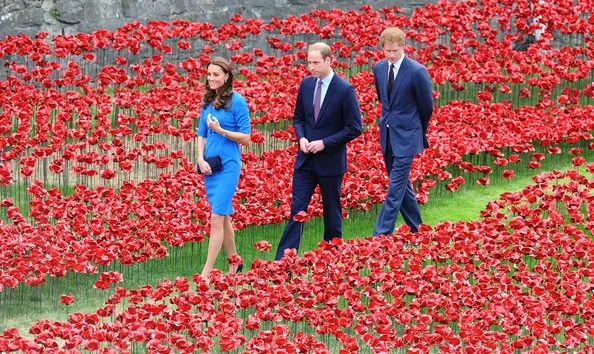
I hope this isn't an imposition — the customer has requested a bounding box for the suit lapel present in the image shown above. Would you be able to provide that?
[389,57,409,109]
[378,60,389,107]
[313,74,337,128]
[306,77,317,123]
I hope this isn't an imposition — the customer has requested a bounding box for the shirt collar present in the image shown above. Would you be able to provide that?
[318,69,334,87]
[388,54,405,72]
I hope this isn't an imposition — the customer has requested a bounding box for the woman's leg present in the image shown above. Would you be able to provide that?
[200,213,226,281]
[222,216,240,274]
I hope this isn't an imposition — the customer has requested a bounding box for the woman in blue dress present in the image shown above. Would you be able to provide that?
[197,57,251,281]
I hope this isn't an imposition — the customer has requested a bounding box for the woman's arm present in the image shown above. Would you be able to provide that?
[196,136,213,175]
[212,127,251,145]
[207,94,251,145]
[196,110,213,175]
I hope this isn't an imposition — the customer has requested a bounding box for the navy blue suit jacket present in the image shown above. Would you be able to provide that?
[374,57,434,157]
[293,74,362,176]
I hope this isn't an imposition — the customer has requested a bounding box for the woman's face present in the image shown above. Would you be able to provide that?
[207,64,229,91]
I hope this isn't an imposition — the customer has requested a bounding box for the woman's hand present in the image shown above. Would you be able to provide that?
[198,159,212,175]
[207,114,222,133]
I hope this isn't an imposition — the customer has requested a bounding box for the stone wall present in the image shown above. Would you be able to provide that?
[0,0,433,38]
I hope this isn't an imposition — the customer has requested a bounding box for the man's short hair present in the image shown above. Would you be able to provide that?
[308,42,332,60]
[379,27,406,47]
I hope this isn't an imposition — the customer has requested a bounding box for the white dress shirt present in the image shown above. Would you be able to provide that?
[313,70,335,107]
[387,54,405,87]
[386,55,405,129]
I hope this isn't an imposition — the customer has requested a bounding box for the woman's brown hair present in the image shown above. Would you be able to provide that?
[203,57,234,110]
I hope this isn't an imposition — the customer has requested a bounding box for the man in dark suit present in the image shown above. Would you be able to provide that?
[275,42,363,260]
[372,27,434,236]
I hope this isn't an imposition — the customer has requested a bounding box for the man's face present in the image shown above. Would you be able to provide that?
[307,50,331,79]
[383,42,403,64]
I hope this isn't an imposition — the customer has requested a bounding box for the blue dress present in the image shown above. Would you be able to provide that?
[197,92,251,215]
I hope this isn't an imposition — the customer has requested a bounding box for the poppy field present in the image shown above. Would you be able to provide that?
[1,0,594,352]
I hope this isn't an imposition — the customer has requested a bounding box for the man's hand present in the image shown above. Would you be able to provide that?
[299,138,310,154]
[307,140,325,154]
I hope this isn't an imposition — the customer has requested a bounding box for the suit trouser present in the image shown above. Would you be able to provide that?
[275,160,343,260]
[373,131,422,236]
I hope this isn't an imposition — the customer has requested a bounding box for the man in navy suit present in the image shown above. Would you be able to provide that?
[372,27,434,236]
[275,42,363,260]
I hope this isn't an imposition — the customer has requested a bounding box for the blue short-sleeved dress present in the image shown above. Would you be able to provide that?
[197,92,251,215]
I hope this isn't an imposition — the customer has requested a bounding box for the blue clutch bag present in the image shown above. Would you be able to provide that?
[197,155,222,174]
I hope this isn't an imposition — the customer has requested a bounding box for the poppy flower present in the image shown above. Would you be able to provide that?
[255,241,272,251]
[293,211,311,222]
[58,294,75,305]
